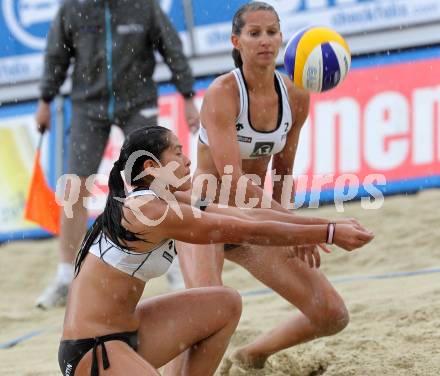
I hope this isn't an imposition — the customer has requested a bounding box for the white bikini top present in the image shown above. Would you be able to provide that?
[88,189,176,282]
[199,67,293,159]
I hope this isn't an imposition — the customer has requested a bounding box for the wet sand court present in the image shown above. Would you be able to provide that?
[1,190,440,375]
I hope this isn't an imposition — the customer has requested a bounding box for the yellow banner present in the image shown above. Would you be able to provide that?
[0,115,42,233]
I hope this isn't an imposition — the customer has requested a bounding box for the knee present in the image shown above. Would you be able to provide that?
[220,287,243,320]
[313,300,350,336]
[226,288,243,318]
[327,303,349,335]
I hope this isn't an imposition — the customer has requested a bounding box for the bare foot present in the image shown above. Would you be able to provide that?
[231,347,268,369]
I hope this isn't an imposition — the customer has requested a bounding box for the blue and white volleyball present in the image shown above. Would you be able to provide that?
[283,26,351,92]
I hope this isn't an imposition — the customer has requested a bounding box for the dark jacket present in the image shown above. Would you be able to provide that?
[40,0,194,120]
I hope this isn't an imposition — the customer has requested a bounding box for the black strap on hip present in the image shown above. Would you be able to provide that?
[91,337,110,376]
[90,331,137,376]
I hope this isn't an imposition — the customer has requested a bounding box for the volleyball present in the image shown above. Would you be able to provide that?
[283,26,351,92]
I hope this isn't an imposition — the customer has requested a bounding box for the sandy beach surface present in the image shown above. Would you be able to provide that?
[1,189,440,375]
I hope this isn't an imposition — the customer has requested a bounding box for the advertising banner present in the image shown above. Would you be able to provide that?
[0,102,54,240]
[292,51,440,204]
[2,0,440,85]
[0,0,59,85]
[192,0,440,55]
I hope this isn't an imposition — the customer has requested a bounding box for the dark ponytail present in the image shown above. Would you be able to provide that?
[231,1,280,67]
[232,48,243,68]
[74,215,103,276]
[74,125,172,276]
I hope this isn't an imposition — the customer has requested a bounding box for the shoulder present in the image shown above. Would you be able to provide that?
[122,195,169,232]
[63,0,92,9]
[146,0,169,17]
[205,72,239,98]
[59,0,96,18]
[277,71,310,121]
[58,0,76,13]
[277,72,310,106]
[60,0,74,7]
[201,72,240,118]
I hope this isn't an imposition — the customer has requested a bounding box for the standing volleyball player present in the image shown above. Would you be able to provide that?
[176,1,373,370]
[59,126,373,376]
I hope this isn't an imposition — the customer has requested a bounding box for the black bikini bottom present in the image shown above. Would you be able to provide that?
[58,330,138,376]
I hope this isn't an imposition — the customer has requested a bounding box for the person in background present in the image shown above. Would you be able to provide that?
[35,0,198,309]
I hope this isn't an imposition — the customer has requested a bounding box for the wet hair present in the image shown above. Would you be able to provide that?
[74,125,172,276]
[231,1,280,67]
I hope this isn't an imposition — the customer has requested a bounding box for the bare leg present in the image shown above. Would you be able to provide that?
[177,242,224,287]
[59,176,90,263]
[178,243,348,368]
[164,243,229,374]
[226,245,349,368]
[36,177,90,308]
[136,287,242,376]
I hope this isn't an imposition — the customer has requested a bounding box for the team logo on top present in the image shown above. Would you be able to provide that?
[236,123,244,132]
[168,240,177,255]
[250,142,274,157]
[162,241,174,263]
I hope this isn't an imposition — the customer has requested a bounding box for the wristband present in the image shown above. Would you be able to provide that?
[326,222,336,244]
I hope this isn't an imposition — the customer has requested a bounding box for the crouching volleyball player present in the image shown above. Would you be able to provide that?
[59,126,373,376]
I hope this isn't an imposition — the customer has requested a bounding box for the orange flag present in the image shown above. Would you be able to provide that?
[24,133,61,235]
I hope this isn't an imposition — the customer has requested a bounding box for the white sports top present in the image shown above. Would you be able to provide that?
[89,189,176,282]
[199,68,293,159]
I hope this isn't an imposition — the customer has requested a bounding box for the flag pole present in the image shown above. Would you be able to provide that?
[37,129,45,151]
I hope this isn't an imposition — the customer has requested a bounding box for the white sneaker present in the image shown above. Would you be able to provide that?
[35,278,69,309]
